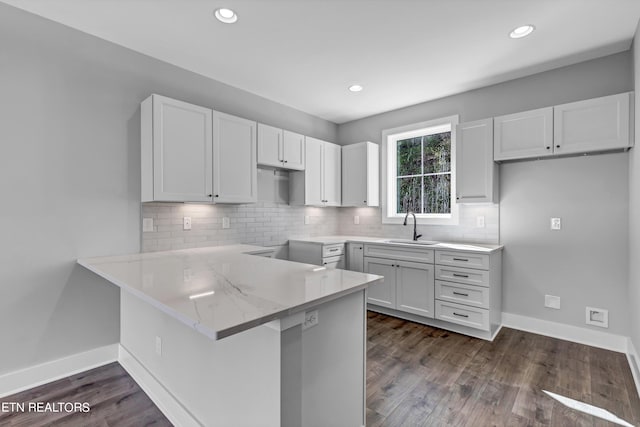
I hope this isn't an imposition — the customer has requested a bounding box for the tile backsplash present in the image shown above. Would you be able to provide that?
[141,169,499,254]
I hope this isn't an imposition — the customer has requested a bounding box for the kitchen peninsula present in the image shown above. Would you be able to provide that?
[78,244,382,427]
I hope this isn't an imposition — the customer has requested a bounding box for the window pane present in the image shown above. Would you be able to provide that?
[423,132,451,174]
[397,137,422,176]
[397,177,421,213]
[423,174,451,214]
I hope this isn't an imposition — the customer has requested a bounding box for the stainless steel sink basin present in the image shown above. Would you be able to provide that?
[384,239,439,246]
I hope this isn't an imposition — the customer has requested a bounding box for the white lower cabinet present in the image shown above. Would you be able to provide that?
[363,246,435,318]
[347,243,365,272]
[363,243,502,340]
[289,241,345,269]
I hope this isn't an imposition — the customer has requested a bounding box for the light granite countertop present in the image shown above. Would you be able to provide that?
[78,244,382,340]
[288,235,503,253]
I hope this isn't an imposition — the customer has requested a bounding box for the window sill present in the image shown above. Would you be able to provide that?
[382,214,459,226]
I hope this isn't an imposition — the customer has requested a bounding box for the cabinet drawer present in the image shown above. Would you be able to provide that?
[435,251,489,270]
[435,300,489,331]
[322,255,345,269]
[364,244,433,263]
[435,280,489,309]
[322,244,344,257]
[435,265,489,287]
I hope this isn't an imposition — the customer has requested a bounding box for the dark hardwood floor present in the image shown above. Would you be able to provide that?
[2,313,639,426]
[0,362,171,427]
[366,312,640,427]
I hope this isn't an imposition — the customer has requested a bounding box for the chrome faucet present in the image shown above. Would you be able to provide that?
[403,211,422,241]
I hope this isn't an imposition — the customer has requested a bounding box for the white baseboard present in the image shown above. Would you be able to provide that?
[118,345,202,427]
[0,344,118,398]
[627,338,640,398]
[502,312,628,353]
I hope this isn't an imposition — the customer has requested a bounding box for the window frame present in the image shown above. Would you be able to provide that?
[381,115,459,225]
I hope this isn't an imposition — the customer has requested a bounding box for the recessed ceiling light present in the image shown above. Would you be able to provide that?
[348,84,364,92]
[509,25,535,39]
[214,8,238,24]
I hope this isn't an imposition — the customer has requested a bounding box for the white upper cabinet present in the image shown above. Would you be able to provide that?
[341,142,379,207]
[494,107,554,161]
[141,94,213,203]
[256,123,282,168]
[257,123,305,170]
[289,137,341,206]
[213,111,257,203]
[323,142,342,206]
[282,130,305,170]
[554,92,632,155]
[456,119,498,203]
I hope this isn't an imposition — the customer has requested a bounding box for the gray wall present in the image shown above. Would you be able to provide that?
[0,3,336,376]
[338,52,633,335]
[629,28,640,354]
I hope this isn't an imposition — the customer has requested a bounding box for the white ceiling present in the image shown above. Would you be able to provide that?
[3,0,640,123]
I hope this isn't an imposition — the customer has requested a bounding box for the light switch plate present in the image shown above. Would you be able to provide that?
[142,217,154,232]
[183,217,192,230]
[304,215,310,225]
[222,217,230,229]
[354,215,360,225]
[551,217,561,230]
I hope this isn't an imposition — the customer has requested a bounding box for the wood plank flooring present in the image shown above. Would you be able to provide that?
[0,362,171,427]
[1,313,639,426]
[366,312,640,426]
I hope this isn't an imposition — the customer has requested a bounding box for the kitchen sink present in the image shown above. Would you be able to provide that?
[384,239,439,246]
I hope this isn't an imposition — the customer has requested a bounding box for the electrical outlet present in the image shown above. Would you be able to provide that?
[183,268,193,282]
[476,216,485,228]
[354,215,360,225]
[586,307,608,328]
[183,217,192,230]
[142,217,154,232]
[222,217,230,229]
[304,215,310,225]
[302,310,319,330]
[155,336,162,356]
[550,217,561,230]
[544,294,561,309]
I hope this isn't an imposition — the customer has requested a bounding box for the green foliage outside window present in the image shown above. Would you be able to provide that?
[396,131,451,214]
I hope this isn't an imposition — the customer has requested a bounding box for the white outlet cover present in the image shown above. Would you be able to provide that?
[586,307,609,328]
[222,217,230,229]
[476,216,485,228]
[302,310,319,330]
[550,217,561,230]
[183,216,192,230]
[304,215,310,225]
[545,294,561,309]
[354,215,360,225]
[155,336,162,356]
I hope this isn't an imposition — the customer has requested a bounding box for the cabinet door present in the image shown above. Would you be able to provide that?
[148,95,213,202]
[347,243,364,272]
[554,92,631,155]
[456,119,497,203]
[363,257,396,308]
[213,112,257,203]
[282,130,305,170]
[396,260,434,318]
[323,142,342,206]
[304,137,324,205]
[494,107,553,161]
[257,123,283,168]
[341,143,367,206]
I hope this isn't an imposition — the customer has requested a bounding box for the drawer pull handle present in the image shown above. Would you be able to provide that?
[453,273,469,278]
[453,312,469,318]
[452,258,468,262]
[452,291,469,297]
[329,248,339,252]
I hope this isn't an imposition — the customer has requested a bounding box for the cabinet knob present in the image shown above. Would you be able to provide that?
[546,146,551,150]
[208,194,213,197]
[556,145,560,148]
[363,200,366,203]
[215,194,220,198]
[284,160,288,163]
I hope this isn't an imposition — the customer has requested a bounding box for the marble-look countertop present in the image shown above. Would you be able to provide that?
[288,235,503,253]
[78,245,382,340]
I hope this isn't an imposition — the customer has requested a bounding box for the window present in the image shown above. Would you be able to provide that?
[381,115,459,225]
